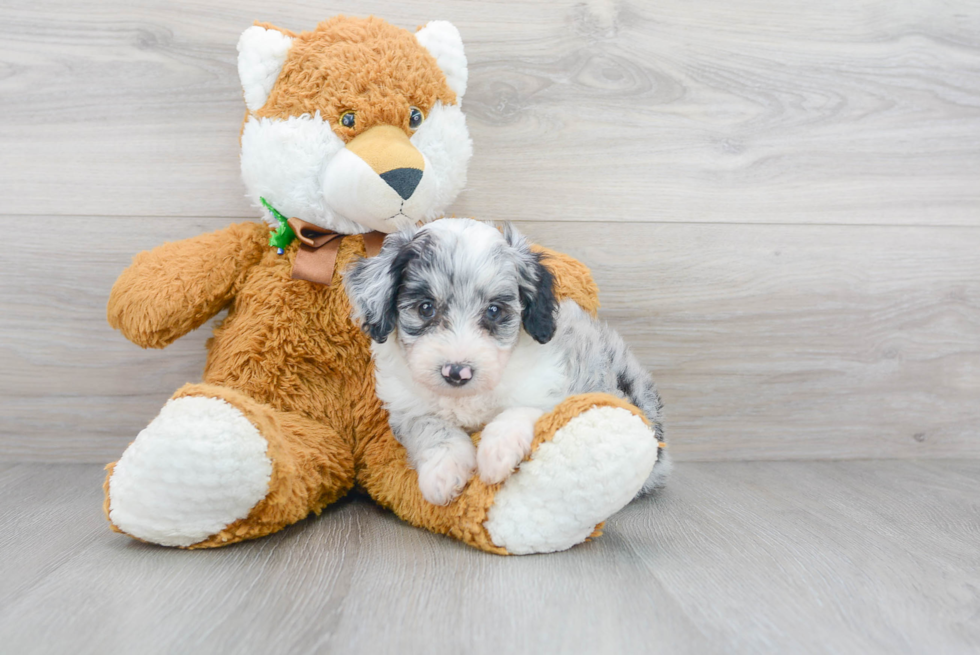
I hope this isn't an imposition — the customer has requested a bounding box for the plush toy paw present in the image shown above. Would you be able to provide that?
[484,402,658,554]
[477,407,544,484]
[107,396,272,547]
[416,440,477,506]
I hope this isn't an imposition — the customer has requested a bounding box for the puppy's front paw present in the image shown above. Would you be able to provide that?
[416,442,477,506]
[478,408,544,485]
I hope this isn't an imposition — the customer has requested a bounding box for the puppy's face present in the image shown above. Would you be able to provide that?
[345,219,557,397]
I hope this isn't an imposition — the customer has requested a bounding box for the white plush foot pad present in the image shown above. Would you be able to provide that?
[108,396,273,547]
[484,405,658,555]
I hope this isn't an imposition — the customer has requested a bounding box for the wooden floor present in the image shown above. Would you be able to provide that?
[0,460,977,655]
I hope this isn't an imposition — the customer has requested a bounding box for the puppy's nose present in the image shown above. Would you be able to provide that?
[441,363,473,387]
[380,168,423,200]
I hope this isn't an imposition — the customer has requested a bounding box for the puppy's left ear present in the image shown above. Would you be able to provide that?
[343,230,419,343]
[503,223,558,344]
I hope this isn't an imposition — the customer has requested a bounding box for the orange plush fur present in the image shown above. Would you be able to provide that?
[105,221,605,551]
[256,16,456,138]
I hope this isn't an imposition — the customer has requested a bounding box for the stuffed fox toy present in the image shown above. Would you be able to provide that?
[103,16,666,554]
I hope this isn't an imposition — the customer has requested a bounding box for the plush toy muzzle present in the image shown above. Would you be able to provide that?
[321,125,435,232]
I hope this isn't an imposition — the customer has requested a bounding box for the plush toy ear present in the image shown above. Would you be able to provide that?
[415,21,468,100]
[343,230,422,344]
[502,224,558,344]
[237,25,295,112]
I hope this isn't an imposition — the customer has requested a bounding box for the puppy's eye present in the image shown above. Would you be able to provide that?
[339,111,356,128]
[409,107,424,130]
[418,301,435,319]
[485,304,501,320]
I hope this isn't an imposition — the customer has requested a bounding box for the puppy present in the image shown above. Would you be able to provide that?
[344,219,670,505]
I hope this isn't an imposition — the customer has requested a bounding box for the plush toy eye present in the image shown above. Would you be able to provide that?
[418,301,435,319]
[485,304,501,320]
[409,107,424,130]
[340,111,356,128]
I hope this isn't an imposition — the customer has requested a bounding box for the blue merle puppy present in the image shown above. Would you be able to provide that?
[344,219,669,506]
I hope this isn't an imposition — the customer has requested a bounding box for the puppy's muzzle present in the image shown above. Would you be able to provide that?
[441,363,473,387]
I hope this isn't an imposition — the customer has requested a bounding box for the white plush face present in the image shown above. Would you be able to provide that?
[237,21,473,234]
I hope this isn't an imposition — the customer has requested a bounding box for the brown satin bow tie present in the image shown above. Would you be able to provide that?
[286,217,386,286]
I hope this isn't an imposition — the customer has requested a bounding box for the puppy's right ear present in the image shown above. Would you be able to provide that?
[343,230,419,343]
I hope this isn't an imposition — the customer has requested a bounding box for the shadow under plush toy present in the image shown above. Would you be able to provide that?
[103,15,669,554]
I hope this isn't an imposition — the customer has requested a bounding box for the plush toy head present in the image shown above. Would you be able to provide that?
[237,16,472,235]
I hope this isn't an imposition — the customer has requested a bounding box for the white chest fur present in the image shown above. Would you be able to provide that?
[373,332,568,433]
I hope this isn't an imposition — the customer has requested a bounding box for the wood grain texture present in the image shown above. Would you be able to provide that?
[0,461,977,654]
[1,1,979,463]
[2,216,978,462]
[0,464,109,609]
[1,0,978,224]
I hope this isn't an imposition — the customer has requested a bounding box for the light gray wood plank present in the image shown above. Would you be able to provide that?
[0,468,366,654]
[314,503,718,655]
[0,461,977,654]
[523,220,980,462]
[2,216,978,462]
[0,464,108,609]
[1,0,978,225]
[615,460,980,654]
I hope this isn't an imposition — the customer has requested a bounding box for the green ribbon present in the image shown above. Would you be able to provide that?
[261,197,296,251]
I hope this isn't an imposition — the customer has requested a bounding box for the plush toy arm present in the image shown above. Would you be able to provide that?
[108,222,268,349]
[531,244,600,317]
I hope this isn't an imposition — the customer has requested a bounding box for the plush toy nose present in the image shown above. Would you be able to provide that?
[345,125,425,200]
[441,363,473,387]
[380,168,423,200]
